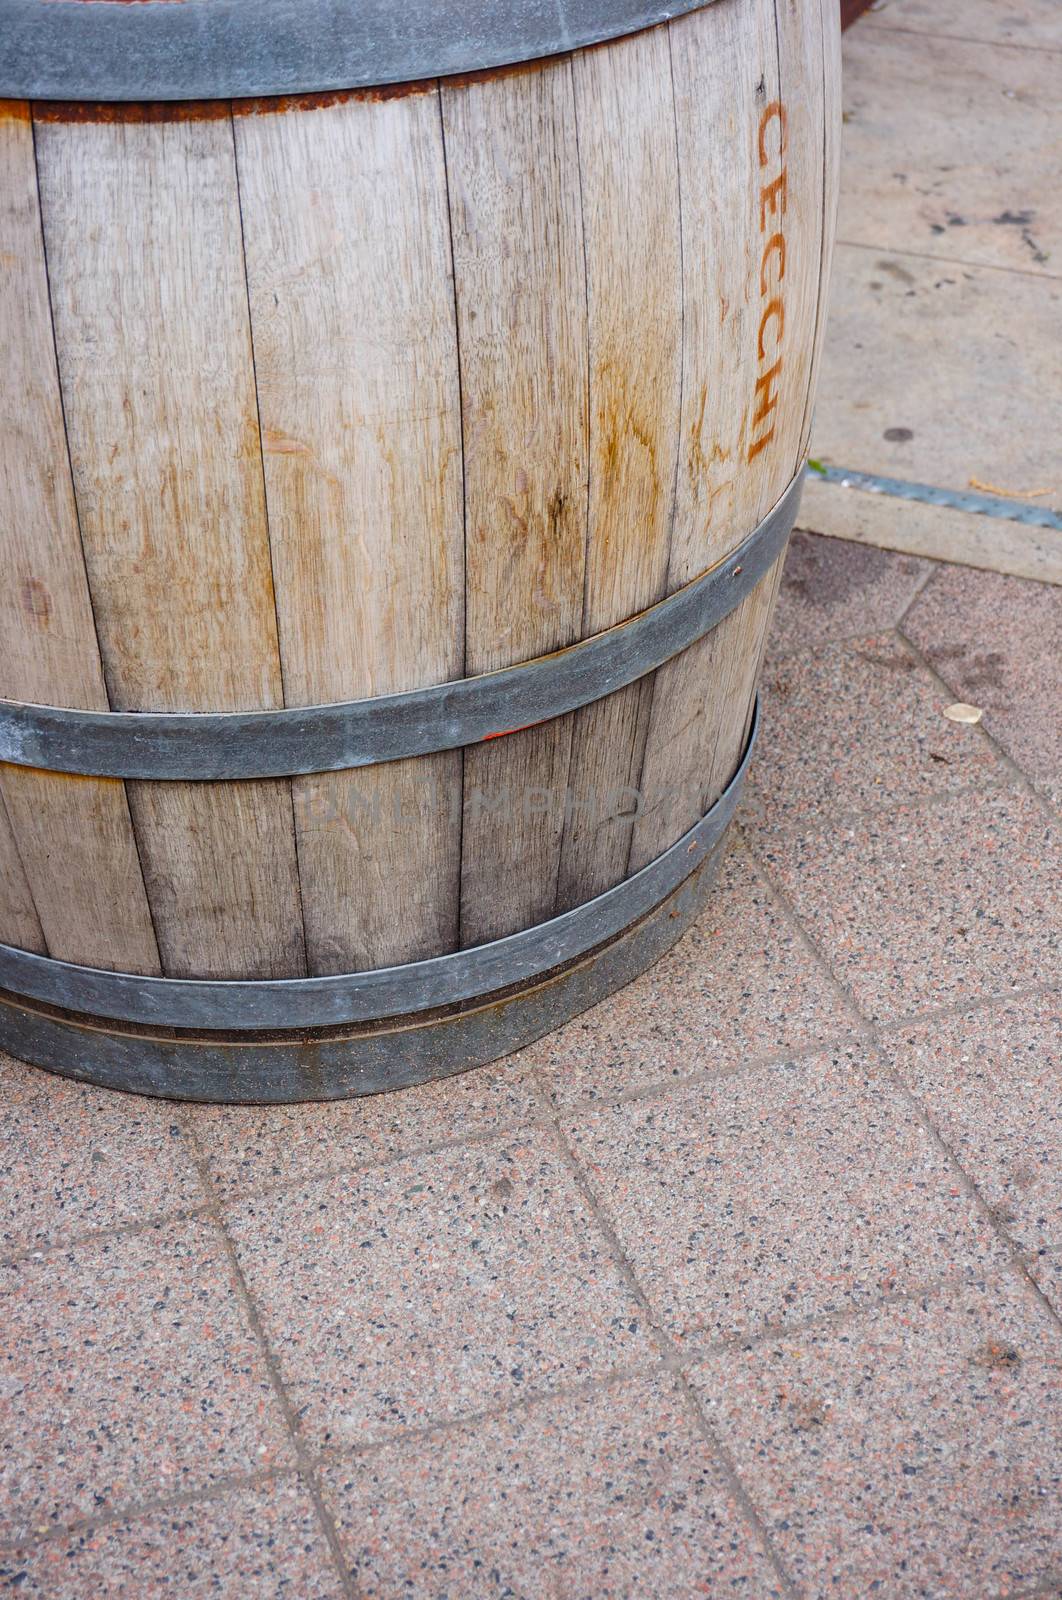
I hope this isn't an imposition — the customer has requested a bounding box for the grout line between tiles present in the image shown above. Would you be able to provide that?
[204,1111,557,1212]
[833,236,1062,285]
[872,980,1060,1038]
[733,830,869,1027]
[177,1110,359,1600]
[0,1463,298,1557]
[7,980,1055,1269]
[1003,1575,1062,1600]
[743,798,1062,1340]
[740,772,1016,849]
[896,625,1062,822]
[859,20,1062,59]
[311,1360,671,1468]
[534,1092,803,1599]
[0,1197,217,1271]
[542,1025,871,1119]
[861,1038,1062,1344]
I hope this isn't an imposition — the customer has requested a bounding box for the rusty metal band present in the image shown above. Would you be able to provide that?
[0,471,799,782]
[1,0,721,103]
[0,843,725,1104]
[0,696,757,1032]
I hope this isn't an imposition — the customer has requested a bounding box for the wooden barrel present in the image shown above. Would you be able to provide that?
[0,0,839,1102]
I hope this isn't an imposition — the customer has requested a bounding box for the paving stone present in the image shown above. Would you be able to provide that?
[1028,1251,1062,1319]
[904,563,1062,807]
[526,848,856,1109]
[689,1275,1062,1599]
[767,532,932,657]
[0,1054,204,1257]
[0,1479,342,1599]
[186,1059,543,1200]
[812,245,1062,497]
[838,29,1059,274]
[744,634,1004,841]
[0,1218,293,1543]
[865,0,1062,55]
[761,787,1059,1022]
[565,1046,1004,1343]
[883,992,1062,1254]
[225,1127,656,1451]
[321,1373,782,1599]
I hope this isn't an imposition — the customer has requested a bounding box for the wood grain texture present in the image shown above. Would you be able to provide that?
[0,784,45,955]
[776,0,828,469]
[554,28,683,911]
[33,106,304,979]
[803,0,843,458]
[0,101,159,971]
[233,88,464,972]
[631,0,803,871]
[442,61,589,946]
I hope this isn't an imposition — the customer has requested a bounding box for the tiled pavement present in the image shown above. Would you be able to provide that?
[2,536,1059,1598]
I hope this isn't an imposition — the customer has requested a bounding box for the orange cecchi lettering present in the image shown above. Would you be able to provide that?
[747,100,788,464]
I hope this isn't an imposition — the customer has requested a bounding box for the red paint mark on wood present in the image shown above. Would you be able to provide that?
[483,722,543,742]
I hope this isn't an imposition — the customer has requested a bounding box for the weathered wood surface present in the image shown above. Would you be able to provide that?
[554,28,683,912]
[0,100,159,972]
[233,87,464,972]
[442,62,589,947]
[0,786,45,955]
[804,0,843,459]
[33,105,304,978]
[631,0,827,870]
[2,3,836,986]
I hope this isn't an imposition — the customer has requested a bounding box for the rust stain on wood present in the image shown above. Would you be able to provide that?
[232,81,436,117]
[34,99,228,123]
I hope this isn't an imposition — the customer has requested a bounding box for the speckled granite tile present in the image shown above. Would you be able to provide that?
[186,1059,543,1200]
[1027,1251,1062,1320]
[0,1217,293,1543]
[884,992,1062,1254]
[904,564,1062,807]
[0,1479,342,1599]
[766,530,933,658]
[321,1373,782,1599]
[762,788,1059,1022]
[0,1055,204,1257]
[565,1046,1004,1343]
[225,1127,655,1451]
[524,849,857,1109]
[743,634,1004,841]
[689,1275,1062,1600]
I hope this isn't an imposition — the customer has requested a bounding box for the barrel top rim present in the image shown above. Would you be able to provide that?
[0,0,720,105]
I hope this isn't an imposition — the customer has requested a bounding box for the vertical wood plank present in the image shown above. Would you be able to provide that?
[441,62,589,946]
[776,0,827,471]
[0,786,45,955]
[801,0,843,457]
[631,0,814,870]
[233,87,464,973]
[33,105,304,979]
[0,100,159,971]
[688,0,828,831]
[554,29,683,911]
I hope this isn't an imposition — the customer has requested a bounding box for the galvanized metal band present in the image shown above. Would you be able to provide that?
[0,697,758,1031]
[1,0,719,104]
[0,471,799,781]
[0,845,724,1105]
